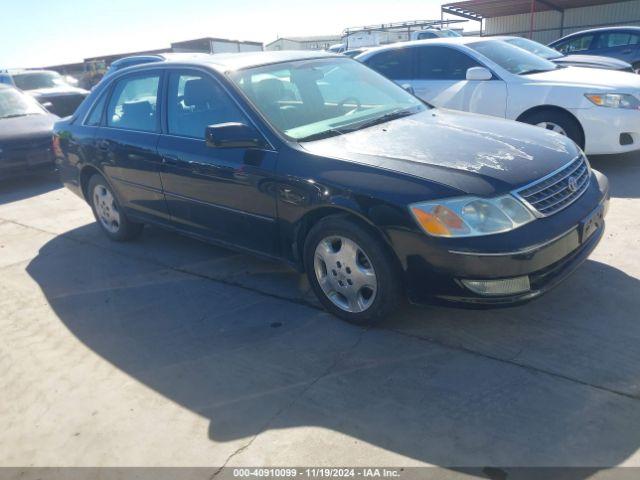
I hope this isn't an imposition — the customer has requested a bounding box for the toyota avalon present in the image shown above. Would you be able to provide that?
[53,52,609,323]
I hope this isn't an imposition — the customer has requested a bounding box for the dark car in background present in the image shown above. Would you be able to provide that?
[549,27,640,73]
[0,69,89,117]
[0,84,57,178]
[497,35,634,72]
[54,52,609,323]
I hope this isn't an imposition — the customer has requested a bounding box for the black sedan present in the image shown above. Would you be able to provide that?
[53,52,609,323]
[0,85,57,178]
[0,70,89,117]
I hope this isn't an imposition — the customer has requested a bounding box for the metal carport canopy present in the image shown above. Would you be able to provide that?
[442,0,625,20]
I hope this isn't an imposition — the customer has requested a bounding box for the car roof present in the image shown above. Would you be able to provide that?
[357,36,488,55]
[119,50,341,74]
[553,26,640,41]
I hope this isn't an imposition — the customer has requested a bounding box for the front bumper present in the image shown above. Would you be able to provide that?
[394,170,610,306]
[574,106,640,155]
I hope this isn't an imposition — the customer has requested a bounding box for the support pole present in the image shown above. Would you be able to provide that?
[530,0,536,39]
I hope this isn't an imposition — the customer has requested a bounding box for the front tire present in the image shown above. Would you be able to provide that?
[520,109,585,149]
[304,215,402,325]
[88,174,143,241]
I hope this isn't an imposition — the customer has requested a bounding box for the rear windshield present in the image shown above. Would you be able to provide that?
[0,88,45,119]
[13,71,69,90]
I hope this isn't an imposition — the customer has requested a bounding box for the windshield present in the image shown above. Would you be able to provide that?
[504,37,563,60]
[469,40,558,75]
[13,71,69,90]
[0,88,45,119]
[229,58,426,141]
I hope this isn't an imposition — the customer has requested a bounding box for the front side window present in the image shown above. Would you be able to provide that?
[469,40,557,75]
[106,74,160,132]
[167,71,247,139]
[366,48,413,80]
[229,57,426,141]
[596,32,640,49]
[415,46,481,80]
[0,87,45,119]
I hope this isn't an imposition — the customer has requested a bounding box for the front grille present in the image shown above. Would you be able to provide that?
[514,155,590,217]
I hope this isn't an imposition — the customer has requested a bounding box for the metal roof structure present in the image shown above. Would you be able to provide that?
[343,19,467,35]
[442,0,625,21]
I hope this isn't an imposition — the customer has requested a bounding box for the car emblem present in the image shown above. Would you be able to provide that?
[568,176,579,193]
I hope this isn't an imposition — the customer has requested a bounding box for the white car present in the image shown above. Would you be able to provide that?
[356,37,640,155]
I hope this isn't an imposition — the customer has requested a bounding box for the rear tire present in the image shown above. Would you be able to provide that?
[520,109,585,149]
[304,215,402,325]
[88,174,143,241]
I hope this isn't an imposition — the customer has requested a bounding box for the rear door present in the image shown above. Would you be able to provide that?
[97,70,169,221]
[410,45,507,117]
[157,68,279,255]
[364,47,414,90]
[590,30,640,63]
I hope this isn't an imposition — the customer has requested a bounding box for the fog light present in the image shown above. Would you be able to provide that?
[461,276,531,296]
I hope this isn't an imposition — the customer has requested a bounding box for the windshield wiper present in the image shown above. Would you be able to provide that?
[298,127,349,142]
[340,107,419,133]
[297,107,419,142]
[520,68,557,75]
[0,113,31,119]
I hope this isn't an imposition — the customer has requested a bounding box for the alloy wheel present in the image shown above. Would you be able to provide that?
[93,184,121,234]
[536,121,567,136]
[313,236,377,313]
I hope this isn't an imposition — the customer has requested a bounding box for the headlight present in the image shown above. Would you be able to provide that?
[585,93,640,110]
[409,195,535,238]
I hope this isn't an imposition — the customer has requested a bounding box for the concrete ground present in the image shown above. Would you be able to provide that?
[0,154,639,474]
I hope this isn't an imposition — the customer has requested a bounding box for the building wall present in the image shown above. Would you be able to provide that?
[484,0,640,44]
[266,37,341,51]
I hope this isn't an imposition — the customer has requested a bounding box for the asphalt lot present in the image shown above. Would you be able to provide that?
[0,154,639,473]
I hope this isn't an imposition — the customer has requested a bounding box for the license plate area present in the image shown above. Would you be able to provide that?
[580,204,605,243]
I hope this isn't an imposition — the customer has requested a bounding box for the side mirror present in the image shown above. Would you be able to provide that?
[466,67,493,81]
[205,122,265,149]
[401,83,415,95]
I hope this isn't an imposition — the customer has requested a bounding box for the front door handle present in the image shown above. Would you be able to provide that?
[97,140,110,152]
[162,155,180,166]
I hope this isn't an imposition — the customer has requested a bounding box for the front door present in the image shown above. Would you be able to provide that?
[157,69,278,255]
[410,45,507,118]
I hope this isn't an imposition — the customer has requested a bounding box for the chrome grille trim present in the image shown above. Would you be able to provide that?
[513,155,591,217]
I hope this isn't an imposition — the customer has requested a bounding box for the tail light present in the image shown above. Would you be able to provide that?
[52,135,63,158]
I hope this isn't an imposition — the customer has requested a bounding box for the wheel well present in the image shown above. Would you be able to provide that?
[293,207,399,273]
[516,105,585,148]
[79,165,101,201]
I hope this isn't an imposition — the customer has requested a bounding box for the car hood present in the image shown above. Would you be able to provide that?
[524,66,640,89]
[0,114,56,144]
[555,54,632,70]
[300,109,582,197]
[26,86,89,98]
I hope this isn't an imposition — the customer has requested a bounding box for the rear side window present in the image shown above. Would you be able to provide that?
[415,46,481,80]
[106,74,160,132]
[596,32,640,49]
[366,48,413,80]
[85,92,108,126]
[166,71,247,139]
[555,34,594,54]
